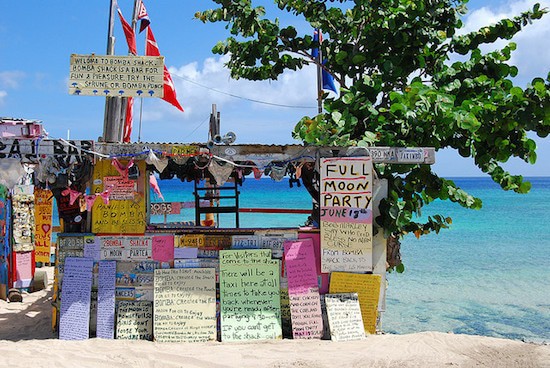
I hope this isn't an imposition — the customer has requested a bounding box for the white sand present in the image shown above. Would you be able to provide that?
[1,267,549,368]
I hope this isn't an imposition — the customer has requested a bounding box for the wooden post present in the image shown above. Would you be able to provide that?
[102,0,123,143]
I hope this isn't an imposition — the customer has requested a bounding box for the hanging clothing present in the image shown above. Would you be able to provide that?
[269,163,288,182]
[149,174,164,200]
[61,188,82,206]
[145,149,169,173]
[252,167,263,180]
[111,158,134,178]
[208,160,234,186]
[85,195,98,211]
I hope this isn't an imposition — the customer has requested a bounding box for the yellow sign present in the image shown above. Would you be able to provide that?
[329,272,381,334]
[175,234,205,248]
[34,188,53,263]
[91,160,146,234]
[171,145,198,156]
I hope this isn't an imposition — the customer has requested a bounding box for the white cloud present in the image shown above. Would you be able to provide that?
[136,54,320,143]
[169,54,318,119]
[0,71,26,105]
[0,71,25,89]
[460,0,550,85]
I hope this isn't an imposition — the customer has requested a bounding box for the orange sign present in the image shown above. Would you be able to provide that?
[34,188,53,263]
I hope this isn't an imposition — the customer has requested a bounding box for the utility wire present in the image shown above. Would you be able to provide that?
[173,74,317,110]
[183,115,210,141]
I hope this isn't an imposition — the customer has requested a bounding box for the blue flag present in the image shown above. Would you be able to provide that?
[313,29,338,94]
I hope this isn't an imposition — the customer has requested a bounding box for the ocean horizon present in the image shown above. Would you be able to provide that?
[148,175,550,342]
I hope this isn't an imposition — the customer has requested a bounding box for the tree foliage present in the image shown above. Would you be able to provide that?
[196,1,550,259]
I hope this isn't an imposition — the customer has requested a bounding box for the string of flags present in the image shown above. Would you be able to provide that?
[116,0,184,143]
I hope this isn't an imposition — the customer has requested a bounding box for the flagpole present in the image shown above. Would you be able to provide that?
[126,0,141,143]
[316,31,323,114]
[102,0,123,143]
[134,0,145,143]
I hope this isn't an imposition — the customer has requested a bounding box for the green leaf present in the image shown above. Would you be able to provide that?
[510,86,523,98]
[342,93,354,104]
[335,51,348,64]
[519,181,532,193]
[331,111,343,124]
[390,103,405,113]
[352,54,366,65]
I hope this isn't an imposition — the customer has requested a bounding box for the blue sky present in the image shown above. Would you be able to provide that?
[1,0,549,177]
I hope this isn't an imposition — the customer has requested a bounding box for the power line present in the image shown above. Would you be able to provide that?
[173,74,317,110]
[183,115,210,141]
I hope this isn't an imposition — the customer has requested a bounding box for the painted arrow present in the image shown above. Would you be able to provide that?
[136,90,143,96]
[103,89,110,95]
[148,90,155,96]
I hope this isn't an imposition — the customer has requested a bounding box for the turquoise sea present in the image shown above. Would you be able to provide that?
[152,176,550,342]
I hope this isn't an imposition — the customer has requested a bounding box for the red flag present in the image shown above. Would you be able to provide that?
[146,27,184,112]
[116,7,137,55]
[137,0,151,33]
[123,97,133,143]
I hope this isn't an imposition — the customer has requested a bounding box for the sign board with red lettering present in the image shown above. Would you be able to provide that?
[91,159,146,234]
[320,157,373,273]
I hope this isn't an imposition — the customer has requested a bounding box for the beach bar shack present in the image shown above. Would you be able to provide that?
[0,127,435,341]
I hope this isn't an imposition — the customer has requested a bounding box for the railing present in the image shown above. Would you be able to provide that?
[239,208,310,214]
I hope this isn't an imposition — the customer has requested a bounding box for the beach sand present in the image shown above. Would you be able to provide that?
[1,267,548,368]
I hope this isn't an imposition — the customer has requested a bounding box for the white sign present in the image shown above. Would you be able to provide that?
[69,54,164,97]
[320,157,373,273]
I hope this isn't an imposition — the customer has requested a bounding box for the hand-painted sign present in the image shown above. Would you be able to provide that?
[320,157,373,272]
[12,186,35,253]
[219,250,282,341]
[329,272,381,334]
[103,176,137,200]
[116,301,153,340]
[283,239,323,339]
[152,235,174,262]
[0,139,94,163]
[153,268,217,343]
[59,257,94,340]
[324,293,365,342]
[92,159,146,234]
[96,260,116,339]
[69,55,164,97]
[34,188,53,263]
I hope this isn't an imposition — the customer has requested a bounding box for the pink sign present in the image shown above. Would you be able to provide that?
[284,239,318,295]
[298,232,330,294]
[152,235,174,262]
[283,239,323,339]
[15,251,34,287]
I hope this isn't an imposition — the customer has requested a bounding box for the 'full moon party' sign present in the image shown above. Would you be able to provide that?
[320,157,373,273]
